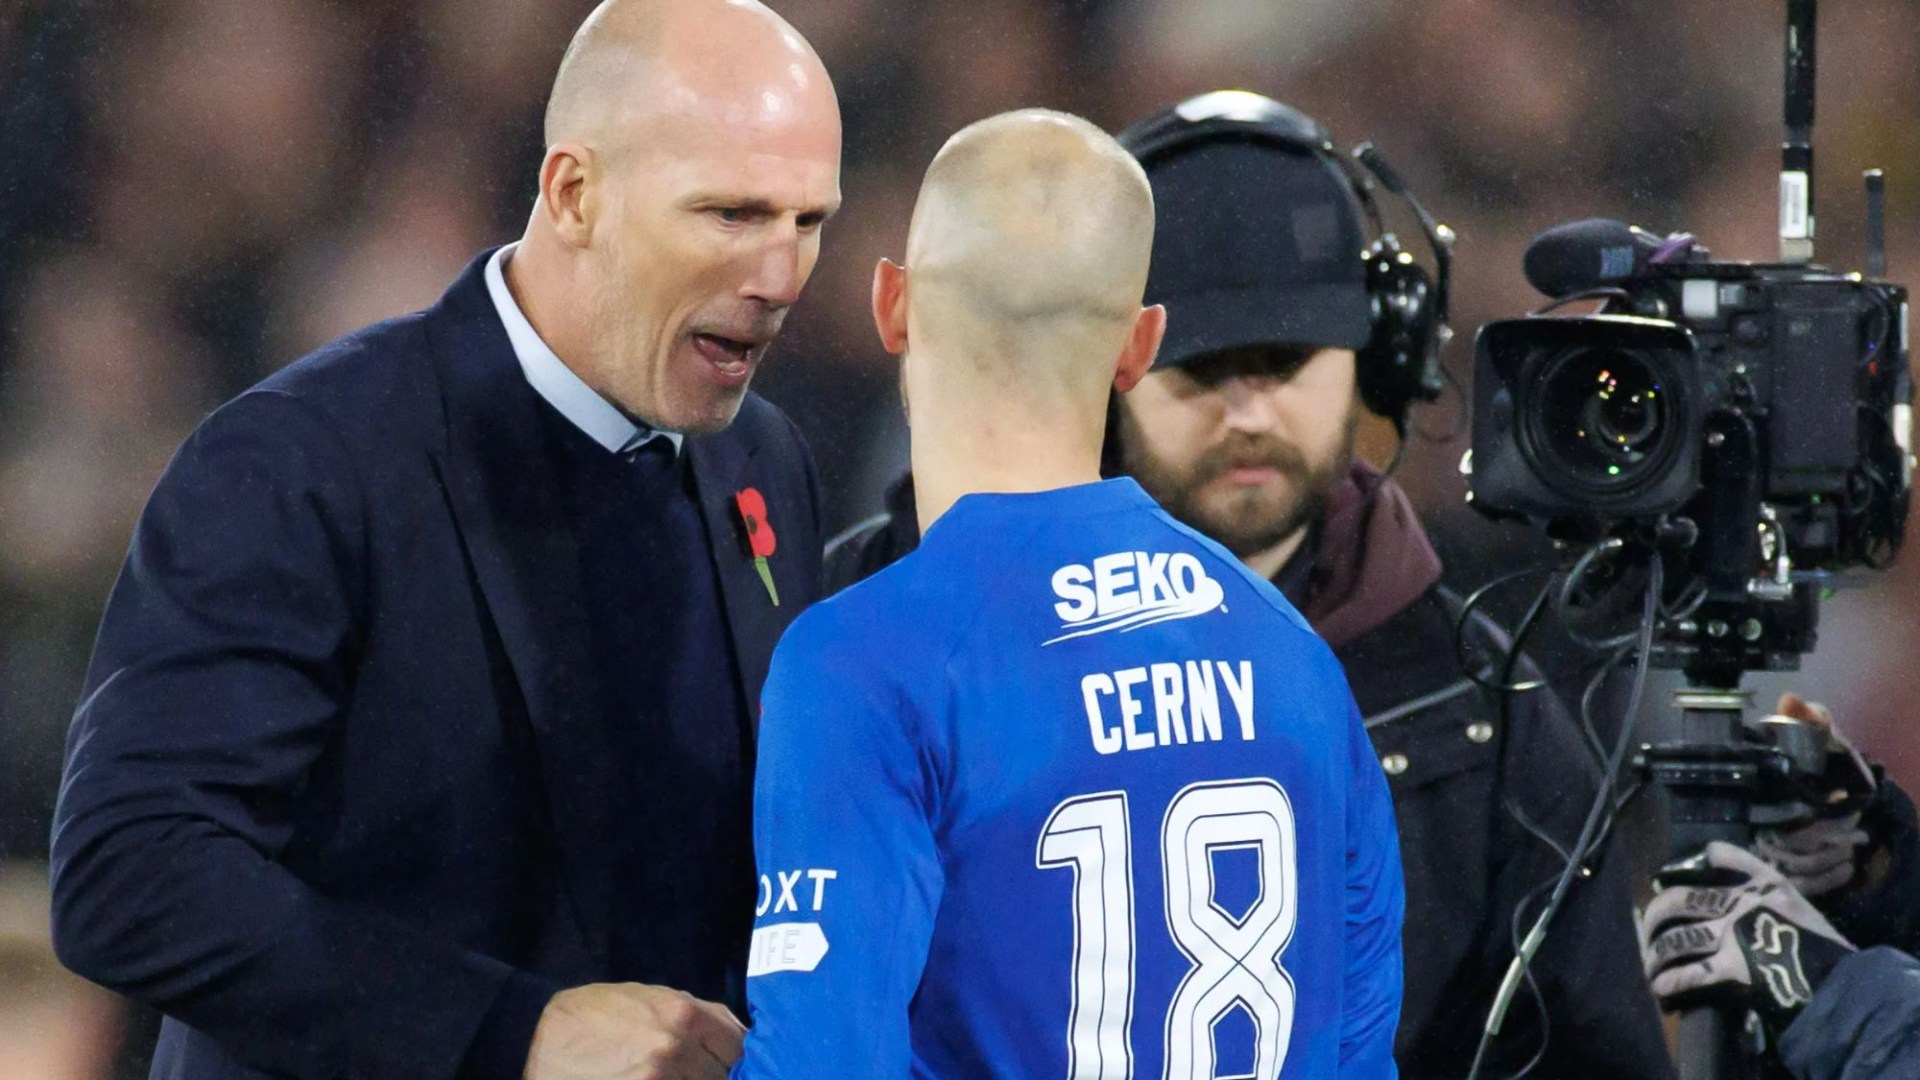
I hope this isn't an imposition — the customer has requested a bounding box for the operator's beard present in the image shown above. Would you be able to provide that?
[1117,405,1358,562]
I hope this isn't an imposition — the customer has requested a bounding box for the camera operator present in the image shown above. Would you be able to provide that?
[1641,840,1920,1080]
[828,91,1675,1079]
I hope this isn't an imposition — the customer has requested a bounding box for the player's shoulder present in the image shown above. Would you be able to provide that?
[1126,508,1348,708]
[1134,502,1319,640]
[773,546,963,675]
[762,552,958,763]
[834,494,1051,634]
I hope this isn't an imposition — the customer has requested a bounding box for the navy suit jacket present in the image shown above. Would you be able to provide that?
[49,252,825,1079]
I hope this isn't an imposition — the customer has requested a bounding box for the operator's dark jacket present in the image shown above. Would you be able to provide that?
[1779,751,1920,1080]
[1779,946,1920,1080]
[829,463,1678,1080]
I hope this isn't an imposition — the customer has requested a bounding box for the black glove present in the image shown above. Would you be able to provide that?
[1640,841,1856,1040]
[1753,694,1877,899]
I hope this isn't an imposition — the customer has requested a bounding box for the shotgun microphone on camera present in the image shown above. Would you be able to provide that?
[1520,217,1705,299]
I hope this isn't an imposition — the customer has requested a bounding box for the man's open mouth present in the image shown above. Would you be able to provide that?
[693,333,756,377]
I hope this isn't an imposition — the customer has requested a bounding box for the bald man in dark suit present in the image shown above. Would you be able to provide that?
[49,3,839,1078]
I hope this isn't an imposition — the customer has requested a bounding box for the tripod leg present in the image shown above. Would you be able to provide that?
[1664,704,1760,1080]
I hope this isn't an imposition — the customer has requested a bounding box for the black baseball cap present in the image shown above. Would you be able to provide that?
[1119,93,1373,369]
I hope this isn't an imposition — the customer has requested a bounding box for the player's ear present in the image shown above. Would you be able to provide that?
[872,258,909,357]
[1113,304,1165,392]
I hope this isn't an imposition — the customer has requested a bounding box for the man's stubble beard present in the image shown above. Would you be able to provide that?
[588,238,750,436]
[1116,402,1359,562]
[589,237,661,424]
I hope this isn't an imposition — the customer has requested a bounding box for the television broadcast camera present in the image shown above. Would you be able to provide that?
[1461,3,1911,1078]
[1468,215,1910,683]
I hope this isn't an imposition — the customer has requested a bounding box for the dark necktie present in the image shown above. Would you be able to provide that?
[624,435,676,476]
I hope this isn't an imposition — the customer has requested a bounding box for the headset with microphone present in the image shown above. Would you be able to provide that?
[1117,91,1455,430]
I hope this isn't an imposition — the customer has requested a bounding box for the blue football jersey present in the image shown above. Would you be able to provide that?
[734,478,1403,1080]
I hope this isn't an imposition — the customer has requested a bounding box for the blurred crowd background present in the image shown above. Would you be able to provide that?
[3,0,1919,1074]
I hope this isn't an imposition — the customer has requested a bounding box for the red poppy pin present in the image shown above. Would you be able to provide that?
[734,487,780,606]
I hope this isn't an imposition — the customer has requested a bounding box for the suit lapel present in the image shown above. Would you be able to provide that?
[422,251,617,963]
[687,432,784,739]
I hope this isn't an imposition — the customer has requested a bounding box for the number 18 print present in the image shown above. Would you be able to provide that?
[1038,779,1299,1080]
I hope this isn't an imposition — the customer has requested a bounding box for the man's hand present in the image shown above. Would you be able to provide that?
[1639,841,1854,1039]
[523,983,746,1080]
[1755,693,1875,898]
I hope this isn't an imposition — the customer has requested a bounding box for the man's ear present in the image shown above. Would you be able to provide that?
[871,258,910,356]
[1113,304,1167,392]
[539,143,596,248]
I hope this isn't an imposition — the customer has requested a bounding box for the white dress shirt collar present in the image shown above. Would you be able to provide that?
[484,244,682,457]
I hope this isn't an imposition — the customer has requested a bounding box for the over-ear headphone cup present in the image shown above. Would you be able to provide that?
[1357,236,1443,422]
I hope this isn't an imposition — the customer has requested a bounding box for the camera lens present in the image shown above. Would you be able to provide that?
[1524,345,1675,495]
[1582,365,1660,455]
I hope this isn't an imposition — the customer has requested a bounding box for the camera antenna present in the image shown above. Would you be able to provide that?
[1866,169,1887,277]
[1780,0,1817,263]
